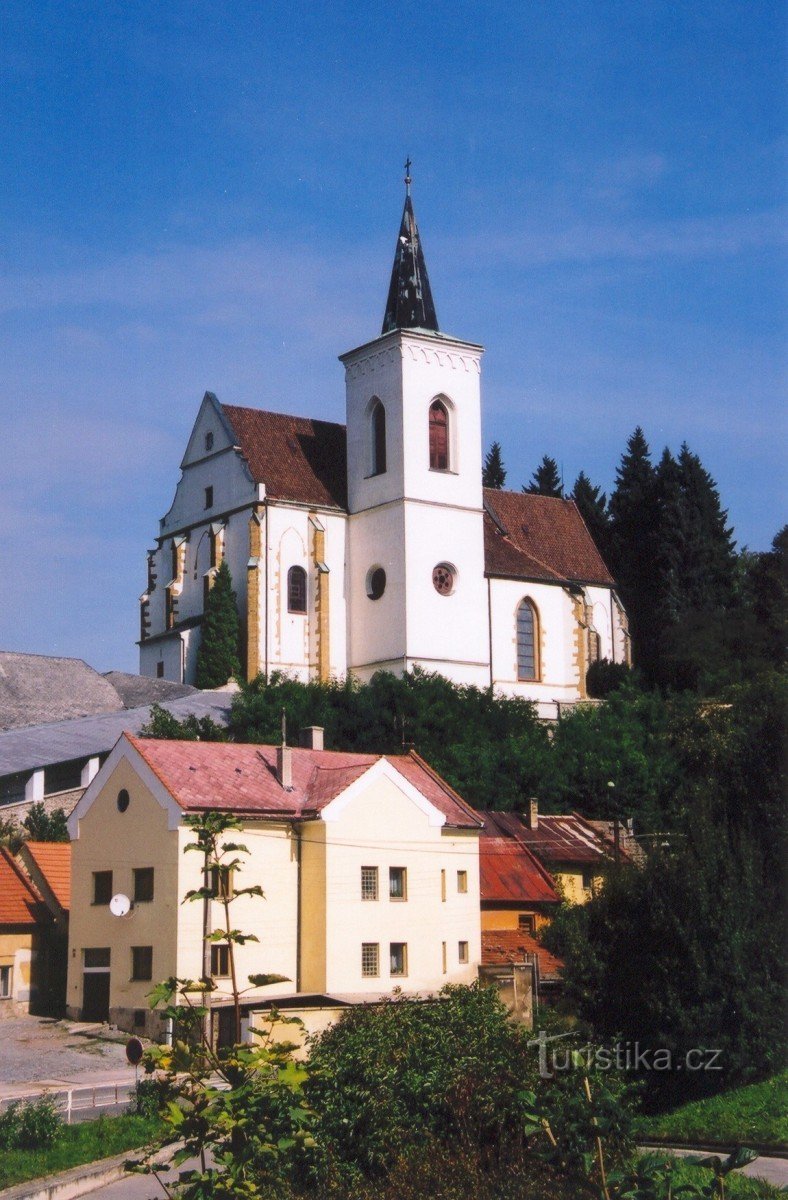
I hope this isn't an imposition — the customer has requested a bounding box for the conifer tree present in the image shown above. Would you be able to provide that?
[608,428,658,674]
[195,560,241,689]
[523,455,563,497]
[674,443,737,611]
[571,471,610,559]
[482,441,507,489]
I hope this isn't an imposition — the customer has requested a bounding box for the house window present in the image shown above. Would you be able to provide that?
[131,946,153,982]
[582,871,594,893]
[44,759,82,796]
[441,942,447,974]
[390,943,407,976]
[371,401,387,475]
[516,599,539,682]
[133,868,154,903]
[210,865,234,900]
[117,789,130,813]
[518,914,536,934]
[0,965,11,998]
[204,486,214,509]
[83,948,110,969]
[389,867,407,900]
[440,869,446,901]
[205,431,214,452]
[429,400,449,470]
[361,866,379,901]
[458,941,469,964]
[156,662,164,679]
[588,628,601,665]
[361,943,379,977]
[287,566,307,614]
[211,944,231,977]
[92,872,113,905]
[457,870,468,893]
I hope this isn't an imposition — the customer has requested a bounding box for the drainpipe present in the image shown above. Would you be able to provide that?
[610,591,616,664]
[487,577,494,692]
[264,500,270,681]
[294,823,302,993]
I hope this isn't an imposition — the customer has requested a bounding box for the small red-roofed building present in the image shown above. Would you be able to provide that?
[66,731,483,1038]
[0,846,58,1014]
[479,815,561,934]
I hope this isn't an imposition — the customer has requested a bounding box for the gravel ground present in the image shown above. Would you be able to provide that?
[0,1016,131,1085]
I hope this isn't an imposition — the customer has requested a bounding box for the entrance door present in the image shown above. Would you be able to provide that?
[82,972,110,1021]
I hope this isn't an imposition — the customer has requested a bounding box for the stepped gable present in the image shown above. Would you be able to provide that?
[483,489,615,586]
[222,405,348,510]
[128,735,481,829]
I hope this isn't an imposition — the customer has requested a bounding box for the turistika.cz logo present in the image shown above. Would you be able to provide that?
[527,1030,723,1079]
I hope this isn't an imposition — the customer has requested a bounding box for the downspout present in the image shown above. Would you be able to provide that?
[610,590,616,664]
[487,576,494,692]
[294,823,302,992]
[264,499,270,682]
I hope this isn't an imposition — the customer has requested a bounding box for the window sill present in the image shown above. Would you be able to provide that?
[428,468,458,476]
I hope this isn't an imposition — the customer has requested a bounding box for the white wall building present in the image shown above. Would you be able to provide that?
[139,181,629,718]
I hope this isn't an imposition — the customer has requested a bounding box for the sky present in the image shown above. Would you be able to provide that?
[1,1,785,672]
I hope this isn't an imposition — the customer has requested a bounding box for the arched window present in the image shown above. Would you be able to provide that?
[287,566,307,614]
[516,599,539,681]
[371,401,387,475]
[429,400,449,471]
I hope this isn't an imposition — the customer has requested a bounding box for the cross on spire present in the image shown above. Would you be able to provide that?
[404,156,412,195]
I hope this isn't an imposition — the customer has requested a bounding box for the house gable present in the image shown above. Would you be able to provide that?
[68,734,183,840]
[320,758,446,828]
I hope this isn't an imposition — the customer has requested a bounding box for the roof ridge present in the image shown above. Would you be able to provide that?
[221,402,346,432]
[2,846,45,904]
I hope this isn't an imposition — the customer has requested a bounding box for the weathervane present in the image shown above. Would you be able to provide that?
[404,156,412,196]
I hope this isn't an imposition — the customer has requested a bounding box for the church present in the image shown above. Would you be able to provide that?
[139,178,629,719]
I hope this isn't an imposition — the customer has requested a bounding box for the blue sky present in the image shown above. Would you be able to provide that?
[1,1,784,672]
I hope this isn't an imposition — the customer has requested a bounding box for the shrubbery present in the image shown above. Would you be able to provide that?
[0,1097,63,1150]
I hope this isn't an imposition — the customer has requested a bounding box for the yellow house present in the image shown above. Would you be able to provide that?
[66,731,482,1037]
[0,847,53,1014]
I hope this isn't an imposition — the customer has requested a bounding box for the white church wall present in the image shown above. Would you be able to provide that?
[347,503,407,677]
[344,337,404,515]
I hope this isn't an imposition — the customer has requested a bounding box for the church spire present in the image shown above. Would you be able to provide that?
[381,160,439,335]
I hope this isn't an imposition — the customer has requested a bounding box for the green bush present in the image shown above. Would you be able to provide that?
[0,1097,63,1150]
[306,984,538,1178]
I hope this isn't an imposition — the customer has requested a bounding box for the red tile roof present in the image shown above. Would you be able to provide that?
[127,736,481,829]
[217,403,615,587]
[483,489,614,585]
[222,405,347,510]
[481,929,564,980]
[479,810,615,866]
[479,822,561,905]
[21,842,71,911]
[0,848,49,927]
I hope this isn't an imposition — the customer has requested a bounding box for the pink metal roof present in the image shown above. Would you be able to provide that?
[479,823,561,905]
[127,736,481,829]
[479,809,615,866]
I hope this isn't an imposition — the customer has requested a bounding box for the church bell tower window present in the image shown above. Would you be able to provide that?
[371,401,387,476]
[429,400,449,471]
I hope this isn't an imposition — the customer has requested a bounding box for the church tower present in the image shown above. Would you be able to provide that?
[343,169,491,686]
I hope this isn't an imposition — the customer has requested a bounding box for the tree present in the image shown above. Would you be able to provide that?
[608,428,658,677]
[570,471,609,560]
[195,560,241,689]
[139,703,226,741]
[523,455,563,498]
[22,804,68,842]
[482,441,507,488]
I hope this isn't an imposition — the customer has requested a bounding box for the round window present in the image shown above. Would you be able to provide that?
[366,566,387,601]
[117,789,130,813]
[432,563,456,595]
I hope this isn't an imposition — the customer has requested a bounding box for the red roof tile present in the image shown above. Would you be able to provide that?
[479,810,613,866]
[0,848,49,927]
[481,929,564,980]
[483,489,614,585]
[21,842,71,911]
[127,736,481,829]
[479,823,561,905]
[222,405,347,509]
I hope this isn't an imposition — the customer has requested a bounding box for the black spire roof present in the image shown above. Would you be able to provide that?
[381,171,439,335]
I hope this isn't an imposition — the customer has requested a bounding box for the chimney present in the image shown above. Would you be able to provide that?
[524,797,539,830]
[276,744,292,790]
[299,726,324,751]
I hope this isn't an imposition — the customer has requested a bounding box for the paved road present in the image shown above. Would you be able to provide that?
[644,1146,788,1188]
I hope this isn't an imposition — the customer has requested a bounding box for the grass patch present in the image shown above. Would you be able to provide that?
[0,1112,159,1190]
[667,1158,784,1198]
[636,1073,788,1151]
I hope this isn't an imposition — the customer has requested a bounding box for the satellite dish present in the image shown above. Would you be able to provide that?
[109,893,132,917]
